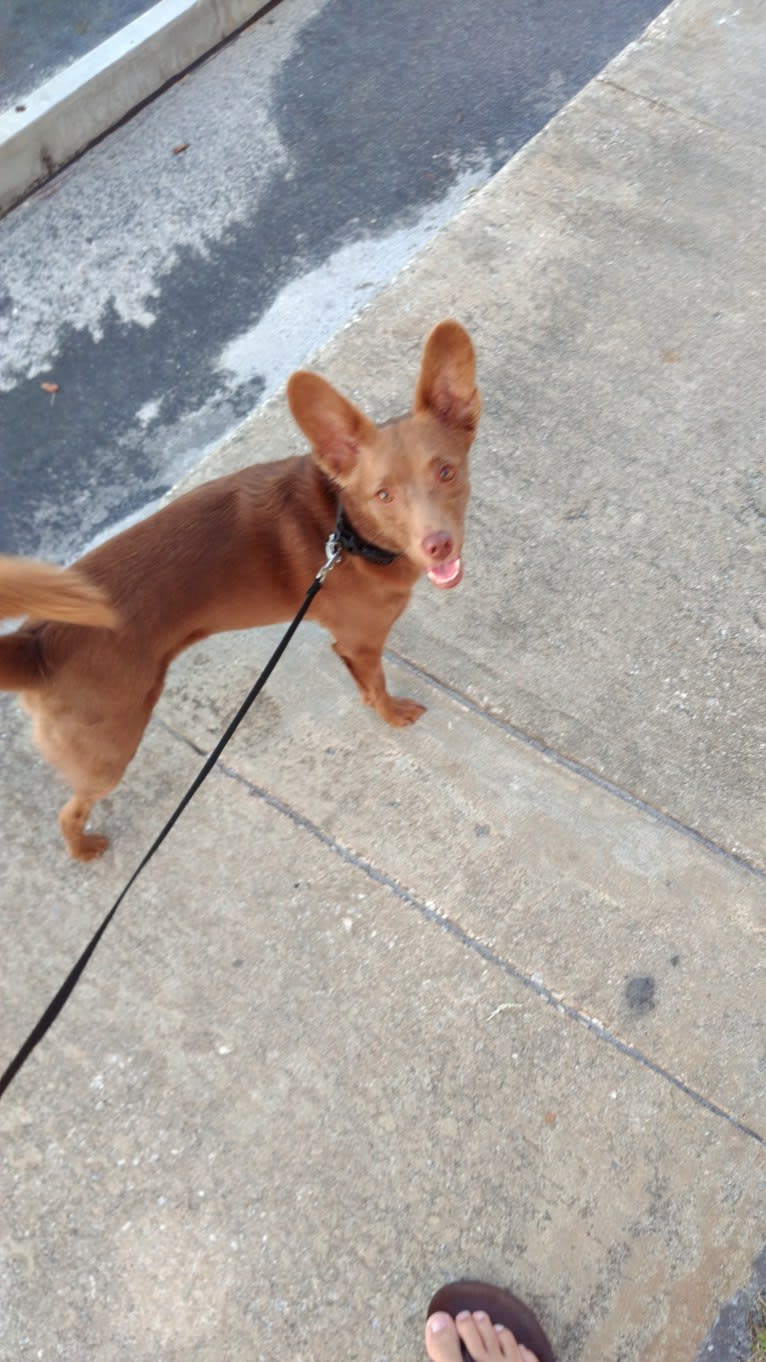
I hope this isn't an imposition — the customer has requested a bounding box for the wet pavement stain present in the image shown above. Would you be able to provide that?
[0,0,668,561]
[625,975,656,1014]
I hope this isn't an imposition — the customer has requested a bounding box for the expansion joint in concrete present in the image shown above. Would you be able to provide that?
[153,716,765,1149]
[385,650,766,884]
[596,75,766,152]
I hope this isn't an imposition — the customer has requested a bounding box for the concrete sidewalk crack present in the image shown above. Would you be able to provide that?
[156,716,764,1148]
[385,649,766,883]
[220,758,766,1148]
[596,75,766,152]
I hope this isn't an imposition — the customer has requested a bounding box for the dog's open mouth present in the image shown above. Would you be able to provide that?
[427,556,463,589]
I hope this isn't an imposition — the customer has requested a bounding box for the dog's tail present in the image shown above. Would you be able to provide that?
[0,556,117,627]
[0,556,118,691]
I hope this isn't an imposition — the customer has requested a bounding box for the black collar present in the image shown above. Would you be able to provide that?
[332,504,400,566]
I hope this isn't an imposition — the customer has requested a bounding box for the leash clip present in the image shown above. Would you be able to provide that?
[317,532,342,583]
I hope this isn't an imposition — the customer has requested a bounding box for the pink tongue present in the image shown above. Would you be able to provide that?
[428,557,461,583]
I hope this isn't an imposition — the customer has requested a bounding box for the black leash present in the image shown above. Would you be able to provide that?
[0,533,344,1100]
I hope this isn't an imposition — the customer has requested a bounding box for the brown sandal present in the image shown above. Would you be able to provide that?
[427,1281,556,1362]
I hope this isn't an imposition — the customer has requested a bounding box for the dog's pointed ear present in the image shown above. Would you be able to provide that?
[287,371,377,481]
[414,320,481,432]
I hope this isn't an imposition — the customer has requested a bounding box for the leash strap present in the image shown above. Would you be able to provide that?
[0,540,341,1099]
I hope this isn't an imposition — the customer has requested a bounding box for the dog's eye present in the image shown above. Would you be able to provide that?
[376,488,393,503]
[439,465,455,482]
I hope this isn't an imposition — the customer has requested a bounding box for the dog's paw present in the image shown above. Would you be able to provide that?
[383,697,427,727]
[69,832,110,862]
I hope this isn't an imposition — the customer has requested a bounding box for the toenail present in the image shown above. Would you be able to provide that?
[457,1311,472,1322]
[427,1313,452,1334]
[473,1312,488,1322]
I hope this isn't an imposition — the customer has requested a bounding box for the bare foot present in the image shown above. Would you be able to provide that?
[425,1309,540,1362]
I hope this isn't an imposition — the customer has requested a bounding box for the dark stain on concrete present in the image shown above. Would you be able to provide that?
[625,974,656,1013]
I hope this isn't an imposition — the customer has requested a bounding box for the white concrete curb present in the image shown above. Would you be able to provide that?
[0,0,274,218]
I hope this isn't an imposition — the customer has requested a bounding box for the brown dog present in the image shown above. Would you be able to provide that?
[0,320,480,860]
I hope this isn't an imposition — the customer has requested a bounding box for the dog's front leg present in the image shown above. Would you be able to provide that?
[331,637,425,727]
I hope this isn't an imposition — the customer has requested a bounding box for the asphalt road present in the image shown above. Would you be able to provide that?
[0,0,668,562]
[0,0,150,107]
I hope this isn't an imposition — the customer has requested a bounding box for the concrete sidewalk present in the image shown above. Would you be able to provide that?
[1,1,764,1359]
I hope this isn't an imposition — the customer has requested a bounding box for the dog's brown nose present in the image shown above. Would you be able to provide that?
[422,530,454,561]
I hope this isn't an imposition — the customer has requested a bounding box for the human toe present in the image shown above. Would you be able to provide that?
[425,1311,464,1362]
[455,1309,506,1360]
[494,1323,540,1362]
